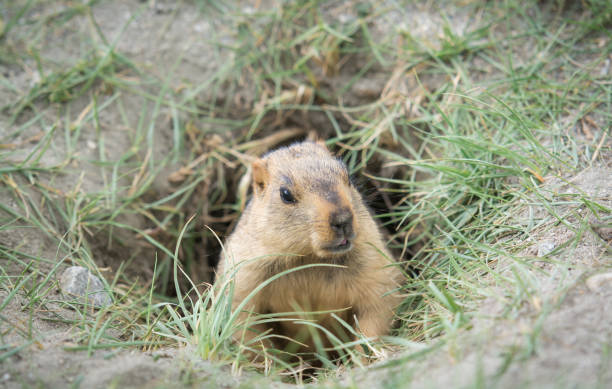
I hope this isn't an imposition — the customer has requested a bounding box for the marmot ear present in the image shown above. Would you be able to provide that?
[306,132,329,152]
[252,158,269,194]
[315,138,328,150]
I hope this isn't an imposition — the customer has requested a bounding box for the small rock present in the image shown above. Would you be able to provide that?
[600,58,610,76]
[536,240,556,257]
[586,272,612,292]
[241,5,255,15]
[352,78,384,99]
[591,223,612,242]
[59,266,112,308]
[338,13,356,24]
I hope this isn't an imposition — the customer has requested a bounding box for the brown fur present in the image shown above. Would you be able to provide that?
[216,141,403,356]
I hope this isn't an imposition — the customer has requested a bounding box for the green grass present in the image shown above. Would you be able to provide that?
[0,0,611,387]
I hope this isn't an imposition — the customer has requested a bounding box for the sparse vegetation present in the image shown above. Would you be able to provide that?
[0,0,610,387]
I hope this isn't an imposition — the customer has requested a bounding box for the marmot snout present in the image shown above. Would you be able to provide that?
[216,140,403,357]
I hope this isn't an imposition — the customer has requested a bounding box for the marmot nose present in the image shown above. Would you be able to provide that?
[330,210,354,238]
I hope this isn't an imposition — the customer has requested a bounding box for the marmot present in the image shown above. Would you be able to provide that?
[216,140,403,359]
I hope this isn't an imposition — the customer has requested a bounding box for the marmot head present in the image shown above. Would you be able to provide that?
[250,141,359,259]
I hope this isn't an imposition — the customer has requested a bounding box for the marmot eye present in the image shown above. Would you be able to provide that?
[279,187,296,204]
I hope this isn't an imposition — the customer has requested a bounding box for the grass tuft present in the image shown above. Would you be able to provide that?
[0,0,610,386]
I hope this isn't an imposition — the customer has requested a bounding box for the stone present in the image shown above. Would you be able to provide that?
[59,266,112,308]
[591,223,612,242]
[537,240,556,257]
[586,272,612,292]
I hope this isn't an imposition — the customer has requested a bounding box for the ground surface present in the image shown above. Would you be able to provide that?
[0,1,611,388]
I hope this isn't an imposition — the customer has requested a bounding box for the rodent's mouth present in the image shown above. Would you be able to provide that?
[323,238,353,254]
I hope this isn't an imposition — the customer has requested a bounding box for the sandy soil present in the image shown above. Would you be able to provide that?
[1,1,610,388]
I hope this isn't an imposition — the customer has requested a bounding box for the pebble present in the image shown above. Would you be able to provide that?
[59,266,112,308]
[536,240,556,257]
[591,224,612,242]
[600,58,610,76]
[586,272,612,292]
